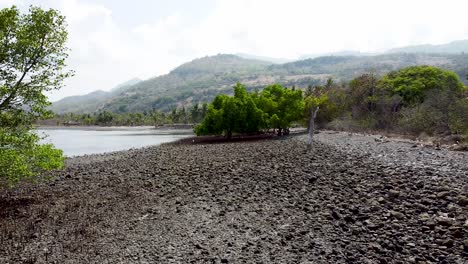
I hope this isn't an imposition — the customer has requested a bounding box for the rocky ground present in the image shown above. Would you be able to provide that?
[0,131,467,263]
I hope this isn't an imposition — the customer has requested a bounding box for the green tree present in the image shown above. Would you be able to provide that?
[0,6,70,186]
[151,110,166,126]
[379,66,464,106]
[195,83,264,138]
[256,84,304,135]
[379,66,465,134]
[95,111,114,126]
[448,98,468,135]
[190,103,200,123]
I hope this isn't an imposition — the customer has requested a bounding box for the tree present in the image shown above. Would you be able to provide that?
[256,84,304,135]
[0,6,71,186]
[448,98,468,135]
[195,83,264,139]
[379,66,465,134]
[307,106,319,151]
[95,111,114,125]
[190,103,200,123]
[0,6,72,122]
[378,66,464,106]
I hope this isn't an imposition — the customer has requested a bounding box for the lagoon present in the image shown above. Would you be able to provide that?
[38,127,193,157]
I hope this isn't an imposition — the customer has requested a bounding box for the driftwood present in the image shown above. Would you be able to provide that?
[307,106,320,150]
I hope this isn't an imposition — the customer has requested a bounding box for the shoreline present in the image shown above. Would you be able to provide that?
[1,131,466,262]
[36,125,194,131]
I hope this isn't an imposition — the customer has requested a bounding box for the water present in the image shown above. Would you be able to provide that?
[38,127,193,157]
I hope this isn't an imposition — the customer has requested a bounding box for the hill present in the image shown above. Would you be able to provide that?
[51,53,468,114]
[388,39,468,54]
[51,90,112,114]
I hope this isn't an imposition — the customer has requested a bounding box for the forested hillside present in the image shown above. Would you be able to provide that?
[388,39,468,54]
[51,53,468,114]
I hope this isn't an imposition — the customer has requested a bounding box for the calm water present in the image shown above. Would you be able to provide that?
[38,127,193,157]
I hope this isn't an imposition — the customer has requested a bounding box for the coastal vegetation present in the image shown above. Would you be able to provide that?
[195,83,304,138]
[0,6,70,186]
[46,103,208,127]
[195,66,468,139]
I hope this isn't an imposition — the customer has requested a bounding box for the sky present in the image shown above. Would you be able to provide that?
[1,0,468,101]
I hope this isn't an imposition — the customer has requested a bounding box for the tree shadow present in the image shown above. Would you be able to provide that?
[0,197,35,219]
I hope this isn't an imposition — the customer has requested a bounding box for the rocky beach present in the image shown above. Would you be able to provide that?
[0,131,467,263]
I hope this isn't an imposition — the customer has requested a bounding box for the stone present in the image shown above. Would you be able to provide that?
[331,210,341,220]
[390,210,405,220]
[441,239,454,248]
[435,216,453,227]
[388,190,400,198]
[419,213,431,221]
[457,195,468,206]
[436,191,450,199]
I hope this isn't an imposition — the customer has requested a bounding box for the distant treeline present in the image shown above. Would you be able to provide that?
[48,103,208,126]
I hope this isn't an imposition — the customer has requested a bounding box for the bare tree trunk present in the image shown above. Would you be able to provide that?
[307,106,320,151]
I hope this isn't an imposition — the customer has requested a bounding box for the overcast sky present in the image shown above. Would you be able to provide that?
[1,0,468,101]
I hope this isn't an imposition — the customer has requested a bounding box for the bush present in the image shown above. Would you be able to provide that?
[449,98,468,135]
[397,89,456,135]
[379,66,464,106]
[0,128,65,187]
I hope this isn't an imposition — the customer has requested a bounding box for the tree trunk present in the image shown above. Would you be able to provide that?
[307,107,320,151]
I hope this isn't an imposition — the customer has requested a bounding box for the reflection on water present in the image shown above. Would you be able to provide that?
[38,127,193,157]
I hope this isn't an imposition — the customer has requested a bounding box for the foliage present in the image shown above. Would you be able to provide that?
[195,83,265,138]
[0,6,72,121]
[256,84,304,135]
[196,66,467,139]
[303,79,347,127]
[0,6,70,186]
[378,66,464,106]
[327,67,466,135]
[50,105,209,127]
[0,127,64,186]
[448,98,468,135]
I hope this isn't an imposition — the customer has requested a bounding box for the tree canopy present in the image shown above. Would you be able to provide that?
[195,83,304,137]
[378,66,464,106]
[195,83,265,138]
[0,6,70,186]
[256,84,304,135]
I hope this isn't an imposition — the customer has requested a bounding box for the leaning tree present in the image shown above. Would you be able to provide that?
[0,6,72,186]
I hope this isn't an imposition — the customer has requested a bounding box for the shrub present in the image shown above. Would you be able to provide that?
[0,128,65,187]
[449,98,468,135]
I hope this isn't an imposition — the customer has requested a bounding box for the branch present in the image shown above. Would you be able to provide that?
[0,34,47,111]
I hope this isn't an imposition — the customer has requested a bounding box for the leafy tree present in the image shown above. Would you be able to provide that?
[190,103,200,123]
[201,103,208,119]
[95,111,114,126]
[151,110,166,126]
[195,83,264,138]
[0,6,72,122]
[256,84,304,135]
[349,73,379,118]
[378,66,465,134]
[0,6,70,186]
[448,98,468,135]
[0,127,64,186]
[379,66,464,106]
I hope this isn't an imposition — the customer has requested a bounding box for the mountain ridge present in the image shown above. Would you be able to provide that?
[52,41,468,114]
[388,39,468,54]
